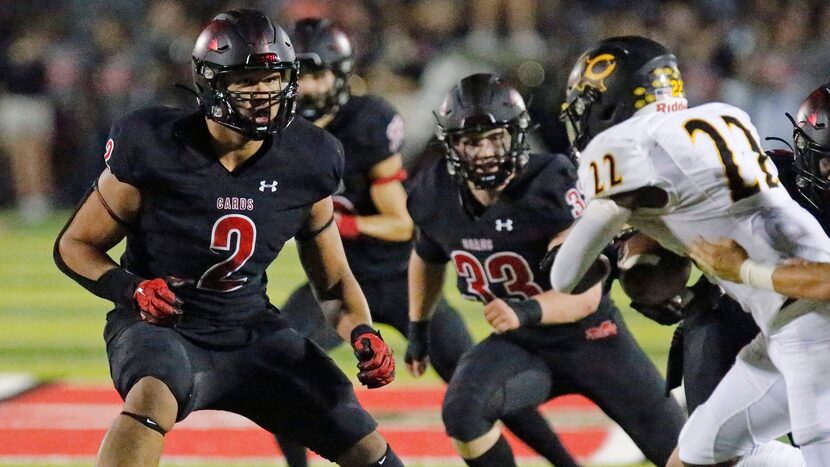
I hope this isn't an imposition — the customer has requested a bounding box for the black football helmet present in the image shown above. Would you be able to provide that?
[561,36,685,152]
[192,9,299,139]
[436,73,531,189]
[793,82,830,211]
[292,18,354,121]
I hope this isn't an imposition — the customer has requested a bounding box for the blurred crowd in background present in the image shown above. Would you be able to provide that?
[2,0,829,223]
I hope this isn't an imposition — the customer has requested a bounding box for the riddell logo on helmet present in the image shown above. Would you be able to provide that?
[655,100,687,113]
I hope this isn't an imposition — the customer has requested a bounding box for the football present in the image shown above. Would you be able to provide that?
[618,231,691,305]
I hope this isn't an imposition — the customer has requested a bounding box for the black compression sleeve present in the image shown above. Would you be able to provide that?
[53,185,142,307]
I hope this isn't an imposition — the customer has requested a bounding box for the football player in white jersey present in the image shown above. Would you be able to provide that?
[549,36,830,466]
[691,82,830,303]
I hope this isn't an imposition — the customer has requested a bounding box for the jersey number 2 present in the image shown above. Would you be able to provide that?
[684,116,779,202]
[197,214,257,292]
[452,251,544,302]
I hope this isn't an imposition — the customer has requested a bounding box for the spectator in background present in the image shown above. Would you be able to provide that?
[0,24,56,224]
[2,1,826,216]
[465,0,546,58]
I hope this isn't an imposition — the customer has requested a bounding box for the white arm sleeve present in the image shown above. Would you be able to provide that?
[550,198,632,293]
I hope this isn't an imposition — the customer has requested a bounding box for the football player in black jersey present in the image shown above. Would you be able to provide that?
[691,82,830,299]
[53,10,402,467]
[406,73,686,467]
[274,18,573,467]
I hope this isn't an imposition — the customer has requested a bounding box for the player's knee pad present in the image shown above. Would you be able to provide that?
[442,390,493,442]
[120,411,168,436]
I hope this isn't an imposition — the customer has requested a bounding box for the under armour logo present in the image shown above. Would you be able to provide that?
[495,219,513,232]
[259,180,278,192]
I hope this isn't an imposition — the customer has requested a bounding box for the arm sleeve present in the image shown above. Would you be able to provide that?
[550,198,632,293]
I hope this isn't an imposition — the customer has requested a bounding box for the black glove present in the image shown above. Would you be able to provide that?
[405,320,429,366]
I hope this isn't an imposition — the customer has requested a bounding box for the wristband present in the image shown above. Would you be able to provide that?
[509,299,543,326]
[337,214,360,239]
[738,259,775,291]
[372,169,408,186]
[97,268,143,306]
[350,323,378,344]
[407,320,429,341]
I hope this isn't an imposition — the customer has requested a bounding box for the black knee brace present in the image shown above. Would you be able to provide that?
[120,411,168,436]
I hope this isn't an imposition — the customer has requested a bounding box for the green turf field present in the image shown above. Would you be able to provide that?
[0,211,674,466]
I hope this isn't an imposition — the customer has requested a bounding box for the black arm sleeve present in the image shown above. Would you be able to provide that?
[53,186,142,307]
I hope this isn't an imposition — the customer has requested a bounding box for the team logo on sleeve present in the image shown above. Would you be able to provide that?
[103,138,114,168]
[386,114,405,153]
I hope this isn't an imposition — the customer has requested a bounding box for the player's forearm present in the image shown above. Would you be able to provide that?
[56,236,120,281]
[770,262,830,301]
[55,229,140,306]
[327,273,374,342]
[298,223,373,339]
[550,199,631,292]
[354,214,414,242]
[533,284,601,324]
[408,252,446,322]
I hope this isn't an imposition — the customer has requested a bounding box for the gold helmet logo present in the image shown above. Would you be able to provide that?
[575,53,617,92]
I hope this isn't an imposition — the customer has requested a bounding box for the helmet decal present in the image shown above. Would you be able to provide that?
[560,36,683,152]
[579,53,617,92]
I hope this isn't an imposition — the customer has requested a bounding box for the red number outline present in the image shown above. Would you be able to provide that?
[197,214,257,292]
[451,251,543,302]
[453,251,496,302]
[564,187,587,218]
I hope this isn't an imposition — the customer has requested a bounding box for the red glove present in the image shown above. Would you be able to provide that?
[351,325,395,388]
[134,278,184,325]
[336,213,360,239]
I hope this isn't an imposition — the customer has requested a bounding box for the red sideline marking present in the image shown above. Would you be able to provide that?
[0,428,607,458]
[14,384,598,411]
[0,384,610,460]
